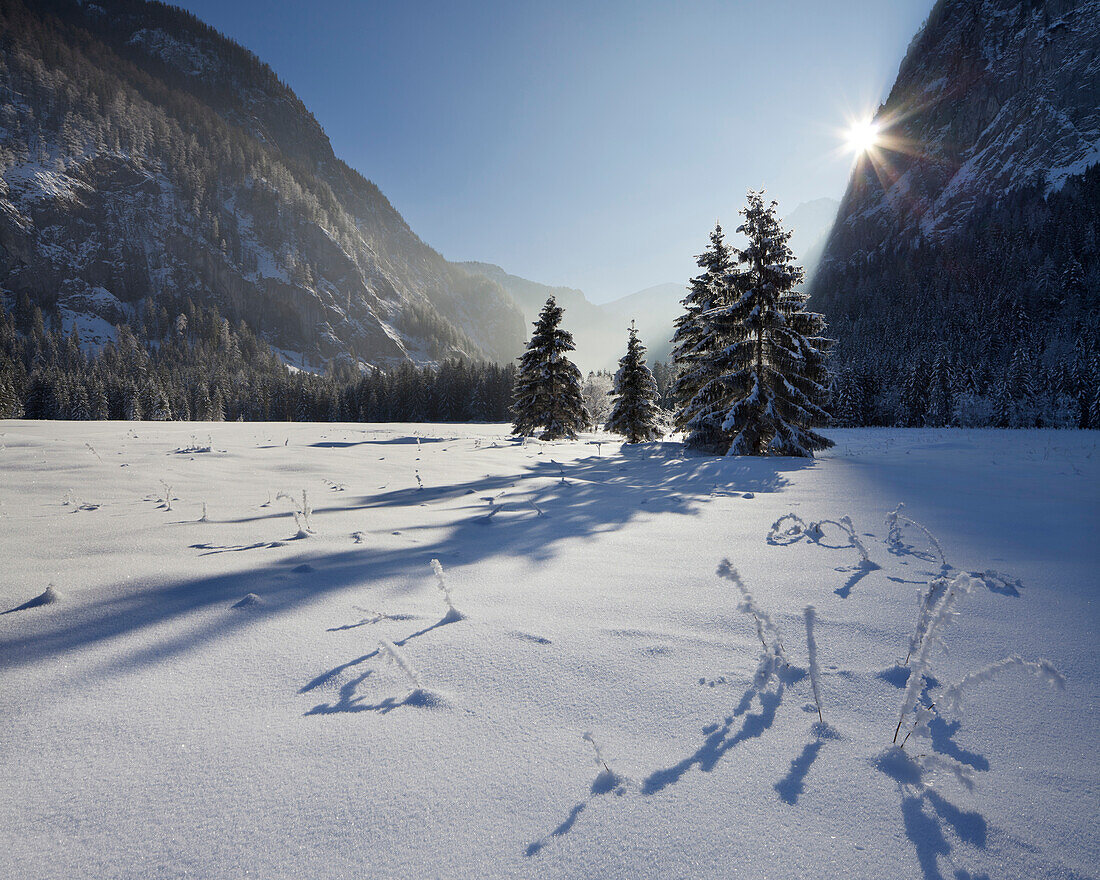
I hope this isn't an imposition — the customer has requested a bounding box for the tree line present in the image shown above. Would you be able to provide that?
[0,293,515,423]
[813,164,1100,429]
[507,192,832,456]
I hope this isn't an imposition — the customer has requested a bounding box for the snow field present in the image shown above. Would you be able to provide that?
[0,422,1097,879]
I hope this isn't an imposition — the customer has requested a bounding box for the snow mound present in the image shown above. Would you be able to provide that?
[231,593,264,609]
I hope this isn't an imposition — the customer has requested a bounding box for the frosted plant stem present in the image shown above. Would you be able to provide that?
[430,558,463,621]
[804,606,823,724]
[893,573,976,743]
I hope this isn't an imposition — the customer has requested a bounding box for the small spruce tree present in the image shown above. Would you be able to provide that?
[684,190,833,457]
[606,322,663,443]
[511,296,589,440]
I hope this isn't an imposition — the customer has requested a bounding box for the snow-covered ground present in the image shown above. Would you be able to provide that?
[1,422,1096,880]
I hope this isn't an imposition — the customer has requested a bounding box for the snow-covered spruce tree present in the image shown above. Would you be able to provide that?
[684,191,833,457]
[606,322,663,443]
[669,222,735,431]
[511,296,589,440]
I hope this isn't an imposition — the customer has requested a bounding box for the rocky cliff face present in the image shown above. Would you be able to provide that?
[811,0,1100,429]
[0,0,526,369]
[819,0,1100,268]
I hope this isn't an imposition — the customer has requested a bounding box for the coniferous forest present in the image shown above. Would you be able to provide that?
[0,294,516,422]
[814,166,1100,431]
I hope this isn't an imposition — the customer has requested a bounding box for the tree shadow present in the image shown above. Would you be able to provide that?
[0,446,806,679]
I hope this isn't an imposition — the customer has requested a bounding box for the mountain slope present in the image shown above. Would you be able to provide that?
[811,0,1100,428]
[0,0,525,369]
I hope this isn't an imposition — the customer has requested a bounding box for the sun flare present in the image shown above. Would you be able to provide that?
[846,119,880,155]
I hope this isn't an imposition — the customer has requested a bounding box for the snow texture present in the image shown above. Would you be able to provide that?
[0,422,1095,880]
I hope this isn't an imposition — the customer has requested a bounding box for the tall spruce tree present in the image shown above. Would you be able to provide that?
[669,222,734,431]
[606,322,662,443]
[684,191,833,457]
[511,296,589,440]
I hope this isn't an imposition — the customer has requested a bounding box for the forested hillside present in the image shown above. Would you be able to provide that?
[0,0,525,372]
[812,0,1100,428]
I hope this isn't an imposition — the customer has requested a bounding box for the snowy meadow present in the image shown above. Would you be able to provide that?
[1,421,1097,880]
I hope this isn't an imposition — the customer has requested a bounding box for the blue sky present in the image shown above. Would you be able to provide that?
[174,0,933,302]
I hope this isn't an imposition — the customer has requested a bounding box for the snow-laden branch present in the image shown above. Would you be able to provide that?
[935,655,1065,717]
[894,572,978,744]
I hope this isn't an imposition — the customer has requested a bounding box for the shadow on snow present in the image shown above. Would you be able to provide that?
[0,444,809,679]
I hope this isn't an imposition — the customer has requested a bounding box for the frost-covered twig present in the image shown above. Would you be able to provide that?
[804,606,823,724]
[174,435,213,454]
[481,496,505,520]
[581,732,628,792]
[551,459,569,486]
[84,441,102,461]
[62,490,98,511]
[894,573,977,744]
[199,501,208,523]
[582,731,612,775]
[904,576,949,666]
[768,513,874,568]
[767,513,807,545]
[159,481,173,511]
[834,516,871,564]
[915,752,977,791]
[430,558,464,622]
[935,655,1065,718]
[277,490,313,537]
[970,569,1024,596]
[717,560,788,688]
[885,502,948,570]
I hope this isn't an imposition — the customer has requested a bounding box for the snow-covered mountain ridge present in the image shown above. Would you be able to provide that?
[0,0,526,369]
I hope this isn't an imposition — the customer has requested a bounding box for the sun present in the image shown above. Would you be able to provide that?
[845,119,880,155]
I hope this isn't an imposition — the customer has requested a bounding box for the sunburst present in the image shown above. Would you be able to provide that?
[845,119,881,155]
